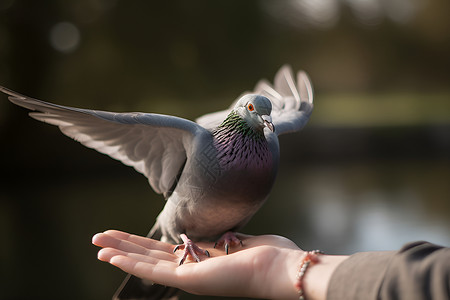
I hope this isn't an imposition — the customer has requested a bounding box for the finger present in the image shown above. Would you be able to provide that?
[102,230,175,252]
[98,248,179,268]
[109,255,180,288]
[98,247,125,262]
[93,233,176,261]
[97,247,175,264]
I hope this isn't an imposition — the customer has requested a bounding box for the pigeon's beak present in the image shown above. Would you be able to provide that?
[261,115,274,132]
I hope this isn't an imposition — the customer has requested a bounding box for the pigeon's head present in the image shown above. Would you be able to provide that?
[234,94,274,132]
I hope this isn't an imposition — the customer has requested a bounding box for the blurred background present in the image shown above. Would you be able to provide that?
[0,0,449,299]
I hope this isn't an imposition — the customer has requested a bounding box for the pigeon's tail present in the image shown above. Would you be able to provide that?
[113,224,180,300]
[113,275,180,300]
[113,274,180,300]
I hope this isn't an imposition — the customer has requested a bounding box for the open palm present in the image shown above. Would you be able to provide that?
[92,230,303,299]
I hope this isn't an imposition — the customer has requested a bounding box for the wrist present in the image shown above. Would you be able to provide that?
[263,248,304,300]
[301,254,349,300]
[296,250,324,300]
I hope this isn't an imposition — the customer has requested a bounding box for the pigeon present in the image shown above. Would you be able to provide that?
[1,65,313,299]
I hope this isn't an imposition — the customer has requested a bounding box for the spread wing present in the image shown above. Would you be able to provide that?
[196,65,314,135]
[255,65,314,135]
[1,86,208,196]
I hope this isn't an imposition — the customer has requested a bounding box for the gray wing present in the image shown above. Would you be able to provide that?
[1,86,208,196]
[255,65,314,136]
[196,65,314,135]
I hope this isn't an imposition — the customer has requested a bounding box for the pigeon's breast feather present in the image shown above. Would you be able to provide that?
[196,130,276,202]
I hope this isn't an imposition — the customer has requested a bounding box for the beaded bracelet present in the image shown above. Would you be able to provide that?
[295,250,324,300]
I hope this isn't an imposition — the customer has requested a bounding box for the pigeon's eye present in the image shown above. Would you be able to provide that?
[247,103,255,111]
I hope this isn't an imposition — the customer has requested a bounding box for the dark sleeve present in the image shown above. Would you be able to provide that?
[327,241,450,300]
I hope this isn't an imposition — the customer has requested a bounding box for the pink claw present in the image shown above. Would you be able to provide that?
[173,234,210,265]
[214,231,243,254]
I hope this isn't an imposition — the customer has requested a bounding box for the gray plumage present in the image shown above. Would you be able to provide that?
[1,65,313,300]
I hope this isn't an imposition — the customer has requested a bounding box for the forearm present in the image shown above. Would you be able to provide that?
[326,242,450,299]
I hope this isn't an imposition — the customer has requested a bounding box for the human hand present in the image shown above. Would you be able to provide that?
[92,230,304,299]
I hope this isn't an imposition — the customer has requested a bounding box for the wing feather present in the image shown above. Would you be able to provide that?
[1,86,207,195]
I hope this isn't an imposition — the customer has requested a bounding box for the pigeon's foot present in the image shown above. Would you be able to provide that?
[214,231,243,254]
[174,233,210,265]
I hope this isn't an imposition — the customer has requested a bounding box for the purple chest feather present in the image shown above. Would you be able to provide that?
[212,112,272,171]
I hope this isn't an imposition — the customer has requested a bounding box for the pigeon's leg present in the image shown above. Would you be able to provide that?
[173,233,210,265]
[214,231,243,255]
